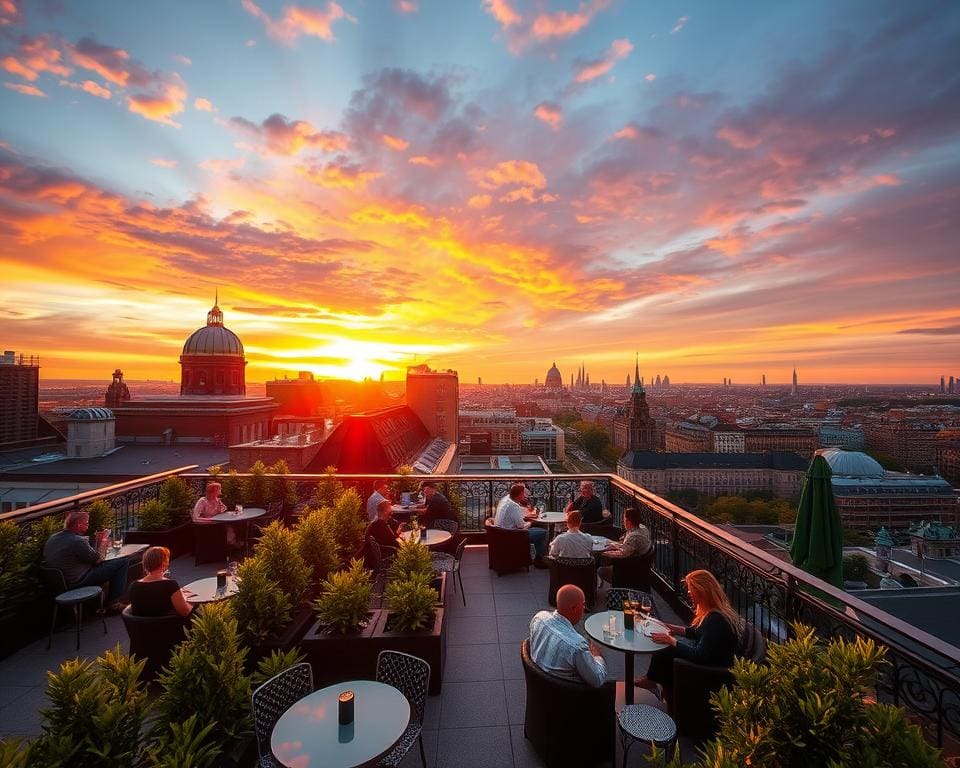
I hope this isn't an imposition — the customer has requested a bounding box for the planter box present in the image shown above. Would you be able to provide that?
[125,522,193,559]
[373,606,446,695]
[0,592,48,660]
[216,734,257,768]
[429,571,447,607]
[246,607,315,672]
[301,610,382,688]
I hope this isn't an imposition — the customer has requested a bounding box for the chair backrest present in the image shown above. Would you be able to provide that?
[452,537,468,566]
[547,557,596,608]
[610,549,654,591]
[39,564,68,594]
[376,650,430,727]
[605,588,647,611]
[121,605,191,680]
[428,518,459,535]
[266,500,283,516]
[251,662,314,759]
[738,621,767,663]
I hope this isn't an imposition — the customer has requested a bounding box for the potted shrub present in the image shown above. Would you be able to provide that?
[390,537,446,605]
[375,571,445,694]
[255,521,311,605]
[124,498,193,558]
[268,459,299,515]
[85,498,115,542]
[143,715,220,768]
[294,508,338,588]
[231,555,298,670]
[302,559,381,687]
[219,470,243,510]
[159,475,194,527]
[312,465,345,509]
[325,488,366,563]
[241,460,270,508]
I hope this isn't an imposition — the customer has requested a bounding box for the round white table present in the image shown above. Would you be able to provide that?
[400,529,452,549]
[591,536,613,553]
[530,511,566,539]
[585,610,668,705]
[210,507,266,523]
[104,543,148,561]
[271,680,411,768]
[181,575,239,604]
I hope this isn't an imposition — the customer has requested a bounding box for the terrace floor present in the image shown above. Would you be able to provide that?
[0,546,695,767]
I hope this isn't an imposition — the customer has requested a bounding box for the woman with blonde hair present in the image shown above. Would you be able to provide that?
[636,569,742,701]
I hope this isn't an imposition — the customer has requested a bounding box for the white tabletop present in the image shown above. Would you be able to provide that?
[271,680,410,768]
[210,507,266,522]
[400,529,452,547]
[104,543,149,560]
[182,575,239,604]
[584,610,668,654]
[591,536,613,552]
[531,511,566,525]
[391,504,421,513]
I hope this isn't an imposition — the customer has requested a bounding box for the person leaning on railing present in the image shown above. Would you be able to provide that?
[635,569,742,703]
[597,506,652,585]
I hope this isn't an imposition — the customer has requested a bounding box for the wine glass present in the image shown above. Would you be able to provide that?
[112,536,123,554]
[640,594,652,617]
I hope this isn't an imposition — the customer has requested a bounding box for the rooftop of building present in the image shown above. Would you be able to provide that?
[619,450,809,471]
[0,444,229,479]
[458,455,550,474]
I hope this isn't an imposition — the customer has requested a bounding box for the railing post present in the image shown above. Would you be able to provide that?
[671,511,681,593]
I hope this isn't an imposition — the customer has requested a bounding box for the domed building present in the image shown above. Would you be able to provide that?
[545,362,563,390]
[180,302,246,396]
[67,407,115,458]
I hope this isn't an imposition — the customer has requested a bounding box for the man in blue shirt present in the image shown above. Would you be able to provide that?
[529,584,607,687]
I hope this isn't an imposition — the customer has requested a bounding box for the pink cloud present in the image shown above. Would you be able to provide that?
[0,0,21,26]
[194,97,215,112]
[531,0,610,42]
[394,0,418,12]
[242,0,355,44]
[613,124,639,140]
[408,155,438,167]
[150,158,178,168]
[671,15,689,34]
[381,133,409,151]
[2,35,72,82]
[126,74,187,127]
[229,113,349,156]
[198,157,246,173]
[297,157,382,189]
[468,194,492,209]
[645,73,656,82]
[573,38,633,84]
[5,81,45,97]
[482,0,522,29]
[716,125,762,149]
[534,101,563,130]
[81,80,111,99]
[173,54,192,66]
[68,37,133,86]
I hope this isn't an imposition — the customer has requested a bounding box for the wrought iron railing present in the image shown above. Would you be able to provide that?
[5,470,960,747]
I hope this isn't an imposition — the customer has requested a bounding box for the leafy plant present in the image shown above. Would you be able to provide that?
[269,458,299,510]
[254,521,311,605]
[232,555,292,645]
[697,624,943,768]
[85,499,114,537]
[143,715,220,768]
[159,476,194,525]
[294,508,338,585]
[389,538,433,582]
[312,465,344,508]
[136,499,171,532]
[384,572,438,632]
[843,553,871,583]
[313,559,374,635]
[324,487,365,562]
[394,465,418,494]
[0,739,30,768]
[218,470,243,509]
[243,460,270,507]
[30,645,149,768]
[0,522,30,603]
[18,514,61,571]
[154,602,251,750]
[251,647,308,687]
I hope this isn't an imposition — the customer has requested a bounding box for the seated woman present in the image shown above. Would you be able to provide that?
[637,569,741,702]
[127,546,193,618]
[192,481,241,546]
[597,506,652,584]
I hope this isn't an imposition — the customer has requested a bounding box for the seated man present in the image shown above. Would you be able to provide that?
[548,511,594,559]
[598,506,653,584]
[365,498,404,552]
[419,481,456,524]
[529,584,606,687]
[564,480,610,528]
[366,479,391,523]
[494,482,548,568]
[43,509,130,611]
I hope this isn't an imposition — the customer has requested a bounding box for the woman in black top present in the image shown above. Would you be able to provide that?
[128,546,193,618]
[638,569,741,701]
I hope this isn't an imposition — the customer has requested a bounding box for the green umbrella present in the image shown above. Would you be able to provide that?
[790,454,844,588]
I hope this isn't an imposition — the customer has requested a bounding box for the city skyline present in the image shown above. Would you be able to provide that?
[1,1,959,385]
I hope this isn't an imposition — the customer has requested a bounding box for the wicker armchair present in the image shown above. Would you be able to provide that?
[376,651,430,768]
[546,557,597,608]
[121,606,190,680]
[251,662,314,768]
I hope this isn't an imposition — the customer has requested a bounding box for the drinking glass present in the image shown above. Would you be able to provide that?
[227,559,238,580]
[640,595,652,616]
[112,537,122,554]
[623,602,635,631]
[608,615,619,638]
[236,504,243,515]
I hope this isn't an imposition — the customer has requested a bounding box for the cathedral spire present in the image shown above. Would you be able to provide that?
[632,353,645,394]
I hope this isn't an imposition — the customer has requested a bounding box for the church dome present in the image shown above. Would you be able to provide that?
[545,362,563,388]
[182,304,244,357]
[817,448,884,478]
[69,407,114,421]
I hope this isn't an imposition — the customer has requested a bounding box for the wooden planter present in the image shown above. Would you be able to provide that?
[301,610,382,688]
[373,607,446,695]
[246,607,316,672]
[124,522,193,559]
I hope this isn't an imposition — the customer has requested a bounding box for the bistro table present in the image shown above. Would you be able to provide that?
[591,535,613,553]
[400,528,452,549]
[211,507,265,554]
[390,504,419,522]
[181,575,239,605]
[271,679,410,768]
[104,543,148,561]
[585,610,667,705]
[530,511,567,539]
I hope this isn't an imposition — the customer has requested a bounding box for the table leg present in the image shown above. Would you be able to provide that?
[625,653,635,705]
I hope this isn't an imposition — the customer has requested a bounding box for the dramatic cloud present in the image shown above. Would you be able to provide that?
[484,0,610,53]
[531,0,610,42]
[297,157,383,189]
[229,113,349,156]
[2,35,71,81]
[5,81,45,97]
[242,0,355,44]
[126,74,187,127]
[482,0,522,30]
[573,38,633,84]
[381,133,410,151]
[534,101,563,129]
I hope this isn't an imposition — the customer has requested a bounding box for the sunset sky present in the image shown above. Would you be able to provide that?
[1,0,958,385]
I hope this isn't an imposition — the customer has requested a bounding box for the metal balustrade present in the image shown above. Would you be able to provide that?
[4,469,960,747]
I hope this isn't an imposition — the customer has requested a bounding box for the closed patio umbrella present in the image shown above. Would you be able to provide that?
[790,454,844,588]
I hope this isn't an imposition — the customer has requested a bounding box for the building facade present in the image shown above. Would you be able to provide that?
[459,410,520,454]
[864,420,941,472]
[179,302,246,396]
[935,430,960,486]
[0,351,39,448]
[519,418,565,462]
[406,364,459,446]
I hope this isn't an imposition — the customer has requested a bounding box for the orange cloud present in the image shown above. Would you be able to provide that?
[381,133,409,151]
[194,97,215,112]
[574,38,632,84]
[298,158,383,189]
[198,157,245,173]
[150,158,178,168]
[126,74,187,127]
[0,0,21,26]
[468,194,492,209]
[81,79,111,99]
[230,113,348,156]
[613,124,639,140]
[534,101,562,130]
[473,160,546,190]
[68,38,132,86]
[5,81,45,97]
[242,0,355,44]
[531,0,610,41]
[2,35,71,81]
[482,0,522,29]
[409,155,438,167]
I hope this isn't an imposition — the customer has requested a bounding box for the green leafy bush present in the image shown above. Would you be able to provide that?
[268,459,299,510]
[324,488,365,562]
[158,476,193,525]
[390,538,433,581]
[255,521,311,605]
[394,465,418,494]
[29,645,149,768]
[136,499,171,532]
[0,522,30,603]
[219,470,243,509]
[251,647,307,687]
[85,499,114,536]
[243,460,270,507]
[18,515,61,570]
[312,465,344,509]
[144,715,220,768]
[294,508,338,585]
[0,739,29,768]
[384,572,438,632]
[843,553,871,583]
[154,602,251,750]
[313,559,374,634]
[232,555,292,645]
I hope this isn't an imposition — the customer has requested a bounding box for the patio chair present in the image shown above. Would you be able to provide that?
[121,606,190,680]
[521,639,615,767]
[426,517,459,554]
[610,548,654,592]
[605,588,659,617]
[366,537,398,606]
[431,537,468,606]
[546,556,596,608]
[376,650,430,768]
[484,518,531,575]
[672,621,766,741]
[39,565,107,650]
[251,662,314,768]
[251,500,283,543]
[193,522,228,566]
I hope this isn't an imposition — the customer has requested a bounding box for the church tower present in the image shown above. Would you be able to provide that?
[627,355,656,451]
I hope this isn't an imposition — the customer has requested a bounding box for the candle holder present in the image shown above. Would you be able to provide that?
[338,690,354,725]
[216,570,227,589]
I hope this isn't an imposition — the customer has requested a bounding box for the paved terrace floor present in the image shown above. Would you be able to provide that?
[0,546,694,767]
